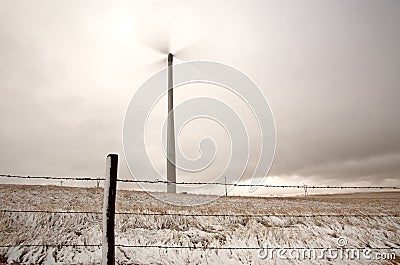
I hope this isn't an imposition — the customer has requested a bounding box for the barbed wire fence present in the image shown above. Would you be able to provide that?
[1,208,400,218]
[2,174,400,190]
[1,154,400,264]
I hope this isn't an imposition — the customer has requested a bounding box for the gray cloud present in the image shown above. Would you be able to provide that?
[0,0,399,193]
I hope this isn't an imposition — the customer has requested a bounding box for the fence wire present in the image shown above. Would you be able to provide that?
[2,174,400,189]
[1,209,399,218]
[0,174,103,181]
[0,244,399,250]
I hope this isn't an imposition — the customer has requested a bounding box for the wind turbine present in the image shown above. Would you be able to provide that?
[166,52,176,193]
[139,36,202,193]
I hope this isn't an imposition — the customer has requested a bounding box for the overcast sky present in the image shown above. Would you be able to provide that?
[1,0,399,195]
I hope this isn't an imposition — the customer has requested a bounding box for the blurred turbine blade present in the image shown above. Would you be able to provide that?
[136,58,166,76]
[138,27,171,55]
[174,39,206,60]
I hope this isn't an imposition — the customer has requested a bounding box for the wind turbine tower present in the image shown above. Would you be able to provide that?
[167,53,176,193]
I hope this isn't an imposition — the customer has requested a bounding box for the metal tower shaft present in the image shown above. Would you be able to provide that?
[167,53,176,193]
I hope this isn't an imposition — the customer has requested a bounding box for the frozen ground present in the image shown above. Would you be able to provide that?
[0,184,399,264]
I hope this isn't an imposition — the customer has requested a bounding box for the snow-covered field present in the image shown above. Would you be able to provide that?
[0,184,399,264]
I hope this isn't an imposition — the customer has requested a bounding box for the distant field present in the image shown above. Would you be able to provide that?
[0,184,399,264]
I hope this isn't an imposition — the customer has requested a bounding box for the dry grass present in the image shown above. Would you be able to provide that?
[0,184,399,264]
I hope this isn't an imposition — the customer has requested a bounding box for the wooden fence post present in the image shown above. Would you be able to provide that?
[102,154,118,265]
